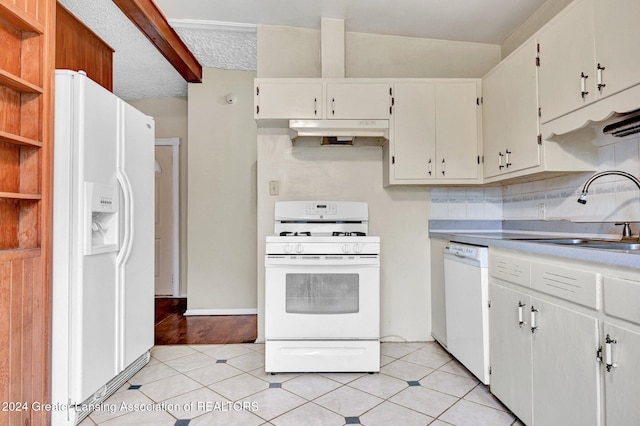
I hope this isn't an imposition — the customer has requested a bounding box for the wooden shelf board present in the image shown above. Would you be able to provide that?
[0,2,44,33]
[0,247,41,261]
[0,68,43,94]
[0,130,42,147]
[0,192,42,200]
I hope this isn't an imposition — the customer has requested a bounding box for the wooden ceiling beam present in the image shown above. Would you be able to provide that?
[112,0,202,83]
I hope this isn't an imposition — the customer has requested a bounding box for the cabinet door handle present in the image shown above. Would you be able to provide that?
[441,158,446,176]
[505,149,512,168]
[518,301,526,327]
[498,152,504,170]
[314,98,318,116]
[604,334,617,372]
[580,72,589,99]
[597,63,606,92]
[332,98,336,116]
[428,159,432,176]
[530,306,539,333]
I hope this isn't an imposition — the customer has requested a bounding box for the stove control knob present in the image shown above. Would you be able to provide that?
[341,244,352,253]
[353,243,363,253]
[295,244,304,254]
[283,244,293,254]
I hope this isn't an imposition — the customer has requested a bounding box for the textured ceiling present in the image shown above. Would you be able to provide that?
[59,0,550,101]
[58,0,188,100]
[170,20,257,72]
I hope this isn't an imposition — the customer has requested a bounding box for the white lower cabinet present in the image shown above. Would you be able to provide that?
[489,283,533,425]
[487,249,640,425]
[531,298,600,426]
[489,283,600,426]
[601,273,640,426]
[602,323,640,425]
[430,238,449,346]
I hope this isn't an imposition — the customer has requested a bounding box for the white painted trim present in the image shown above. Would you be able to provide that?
[155,137,180,147]
[184,308,258,316]
[169,19,257,33]
[155,138,180,297]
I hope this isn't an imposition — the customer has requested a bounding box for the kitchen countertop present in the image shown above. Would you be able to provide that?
[429,220,640,269]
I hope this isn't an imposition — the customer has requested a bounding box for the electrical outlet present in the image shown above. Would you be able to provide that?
[269,180,279,196]
[538,203,546,220]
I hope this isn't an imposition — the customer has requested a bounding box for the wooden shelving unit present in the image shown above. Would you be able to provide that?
[0,1,46,252]
[0,0,53,424]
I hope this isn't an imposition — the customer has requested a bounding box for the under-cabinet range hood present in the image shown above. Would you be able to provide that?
[289,119,389,146]
[603,109,640,137]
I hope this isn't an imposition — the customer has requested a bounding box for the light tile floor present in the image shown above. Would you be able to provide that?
[79,342,524,426]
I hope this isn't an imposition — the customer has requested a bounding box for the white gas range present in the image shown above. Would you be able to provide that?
[265,201,380,373]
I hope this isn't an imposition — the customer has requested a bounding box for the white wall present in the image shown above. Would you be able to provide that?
[257,25,501,78]
[187,68,258,313]
[257,25,320,78]
[346,32,500,78]
[127,96,189,295]
[500,0,573,57]
[256,24,501,341]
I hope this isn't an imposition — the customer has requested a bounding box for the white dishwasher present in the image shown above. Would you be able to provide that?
[444,242,490,384]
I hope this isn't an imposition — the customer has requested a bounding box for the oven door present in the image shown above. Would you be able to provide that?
[265,255,380,339]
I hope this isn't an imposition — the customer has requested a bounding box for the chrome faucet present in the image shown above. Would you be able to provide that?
[577,170,640,241]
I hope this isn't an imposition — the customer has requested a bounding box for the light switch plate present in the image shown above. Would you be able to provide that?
[269,180,279,196]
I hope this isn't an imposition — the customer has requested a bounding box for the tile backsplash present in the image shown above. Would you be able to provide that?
[430,187,503,219]
[430,133,640,222]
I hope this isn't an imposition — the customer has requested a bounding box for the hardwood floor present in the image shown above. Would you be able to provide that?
[154,298,257,345]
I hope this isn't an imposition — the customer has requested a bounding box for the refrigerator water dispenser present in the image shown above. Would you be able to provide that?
[84,182,119,255]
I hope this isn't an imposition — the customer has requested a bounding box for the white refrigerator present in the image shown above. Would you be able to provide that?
[52,70,155,425]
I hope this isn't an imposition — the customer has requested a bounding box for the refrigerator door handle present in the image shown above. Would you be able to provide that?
[116,170,134,266]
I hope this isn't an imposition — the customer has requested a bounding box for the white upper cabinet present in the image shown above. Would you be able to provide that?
[325,82,391,119]
[538,0,596,124]
[255,81,322,119]
[592,0,640,98]
[538,0,640,124]
[386,80,481,185]
[435,82,480,180]
[254,79,391,121]
[392,82,436,180]
[483,39,540,179]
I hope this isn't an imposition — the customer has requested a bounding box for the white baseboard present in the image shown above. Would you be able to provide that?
[183,308,258,316]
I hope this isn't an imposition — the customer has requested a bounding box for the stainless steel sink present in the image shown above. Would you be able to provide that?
[516,238,640,251]
[578,241,640,250]
[519,238,593,245]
